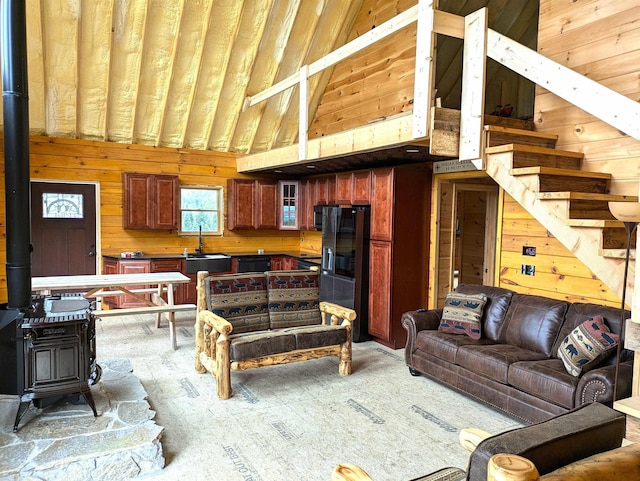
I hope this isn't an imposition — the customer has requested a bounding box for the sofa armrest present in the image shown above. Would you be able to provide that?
[575,360,634,406]
[402,309,442,359]
[320,301,356,326]
[466,402,625,481]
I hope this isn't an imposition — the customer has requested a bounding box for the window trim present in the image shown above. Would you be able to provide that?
[179,185,224,236]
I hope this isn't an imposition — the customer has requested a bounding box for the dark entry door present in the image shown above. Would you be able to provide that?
[31,182,97,276]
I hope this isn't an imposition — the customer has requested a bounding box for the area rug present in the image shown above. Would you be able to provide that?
[91,311,523,481]
[0,359,164,480]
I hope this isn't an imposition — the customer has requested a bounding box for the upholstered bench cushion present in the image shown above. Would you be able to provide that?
[266,270,322,329]
[205,273,270,334]
[229,331,296,360]
[284,324,348,350]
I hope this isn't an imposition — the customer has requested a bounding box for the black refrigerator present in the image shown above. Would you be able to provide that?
[318,205,371,342]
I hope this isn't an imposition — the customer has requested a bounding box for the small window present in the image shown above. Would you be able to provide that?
[180,186,223,235]
[42,193,84,219]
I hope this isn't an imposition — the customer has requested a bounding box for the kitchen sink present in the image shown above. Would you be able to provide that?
[185,253,232,273]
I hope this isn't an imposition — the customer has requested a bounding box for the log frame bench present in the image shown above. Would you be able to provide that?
[195,270,356,399]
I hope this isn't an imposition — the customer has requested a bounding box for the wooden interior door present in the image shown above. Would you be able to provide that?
[452,184,498,289]
[31,182,98,276]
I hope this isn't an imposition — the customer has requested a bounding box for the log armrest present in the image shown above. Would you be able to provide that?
[320,301,356,326]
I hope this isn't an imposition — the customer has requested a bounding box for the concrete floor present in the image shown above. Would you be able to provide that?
[0,312,522,481]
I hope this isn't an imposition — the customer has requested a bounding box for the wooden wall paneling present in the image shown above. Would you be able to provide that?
[0,136,307,304]
[498,195,620,307]
[535,0,640,197]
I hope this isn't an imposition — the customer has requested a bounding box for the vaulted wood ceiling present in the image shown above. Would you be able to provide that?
[2,0,538,161]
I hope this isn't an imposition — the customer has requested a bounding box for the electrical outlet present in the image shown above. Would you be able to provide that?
[521,264,535,276]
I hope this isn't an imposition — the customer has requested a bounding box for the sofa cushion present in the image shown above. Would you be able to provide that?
[455,284,514,342]
[205,273,270,334]
[456,344,548,384]
[283,324,348,350]
[557,317,619,377]
[266,270,322,329]
[508,359,579,409]
[229,330,296,360]
[438,292,487,339]
[415,330,495,364]
[501,294,569,356]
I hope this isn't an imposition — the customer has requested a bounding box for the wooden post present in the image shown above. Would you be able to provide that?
[194,271,209,373]
[299,64,309,161]
[459,8,487,165]
[412,0,435,140]
[216,332,231,399]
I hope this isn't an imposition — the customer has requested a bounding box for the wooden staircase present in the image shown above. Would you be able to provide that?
[481,126,637,303]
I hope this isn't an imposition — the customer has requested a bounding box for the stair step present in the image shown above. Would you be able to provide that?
[511,166,611,194]
[485,125,558,149]
[485,143,583,169]
[602,224,637,250]
[537,192,639,220]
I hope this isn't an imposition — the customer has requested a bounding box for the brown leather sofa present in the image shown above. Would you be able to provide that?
[402,284,634,423]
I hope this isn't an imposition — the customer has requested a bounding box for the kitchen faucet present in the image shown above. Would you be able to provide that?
[196,225,203,254]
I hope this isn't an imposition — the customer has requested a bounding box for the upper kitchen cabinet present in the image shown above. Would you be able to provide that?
[299,179,316,230]
[123,172,179,230]
[336,171,371,205]
[314,175,338,206]
[227,179,278,230]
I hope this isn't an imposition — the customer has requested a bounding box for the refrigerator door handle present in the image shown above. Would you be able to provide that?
[322,246,334,271]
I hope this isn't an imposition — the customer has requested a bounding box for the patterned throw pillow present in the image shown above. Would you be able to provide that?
[438,292,487,339]
[557,316,619,377]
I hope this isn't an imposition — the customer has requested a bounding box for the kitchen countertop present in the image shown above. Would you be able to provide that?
[103,252,321,261]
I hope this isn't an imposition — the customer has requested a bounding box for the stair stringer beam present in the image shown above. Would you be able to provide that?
[486,151,631,303]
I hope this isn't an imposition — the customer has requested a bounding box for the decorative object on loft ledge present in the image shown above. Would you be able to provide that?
[608,201,640,401]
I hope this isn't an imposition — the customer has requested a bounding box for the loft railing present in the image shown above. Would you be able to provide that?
[245,1,640,168]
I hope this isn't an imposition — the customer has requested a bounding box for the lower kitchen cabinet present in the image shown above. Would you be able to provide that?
[102,258,151,308]
[368,240,393,342]
[102,257,194,307]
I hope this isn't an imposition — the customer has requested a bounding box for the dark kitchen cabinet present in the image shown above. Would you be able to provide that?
[227,179,278,230]
[368,165,430,349]
[123,173,179,230]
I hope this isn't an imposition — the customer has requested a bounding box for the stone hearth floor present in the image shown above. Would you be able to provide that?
[0,359,164,480]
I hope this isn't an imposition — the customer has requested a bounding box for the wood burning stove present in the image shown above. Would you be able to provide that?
[13,294,101,431]
[1,1,102,432]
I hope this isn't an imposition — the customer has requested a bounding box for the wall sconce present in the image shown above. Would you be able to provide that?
[608,201,640,401]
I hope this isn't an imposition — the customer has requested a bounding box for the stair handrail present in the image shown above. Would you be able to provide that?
[485,29,640,142]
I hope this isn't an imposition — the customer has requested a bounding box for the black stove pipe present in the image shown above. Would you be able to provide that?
[1,0,32,310]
